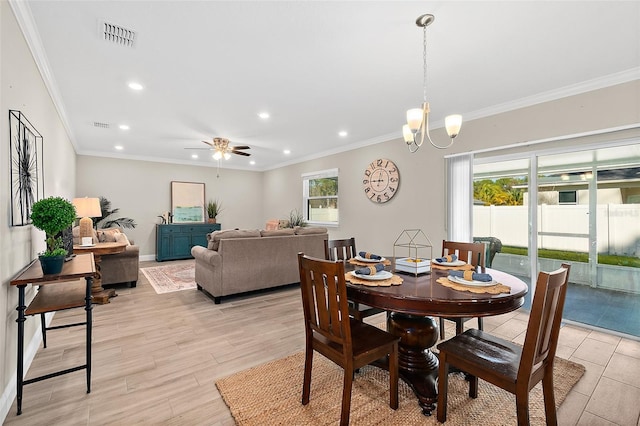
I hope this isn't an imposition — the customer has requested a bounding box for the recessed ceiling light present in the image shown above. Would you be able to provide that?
[258,112,270,119]
[115,145,123,150]
[128,82,143,91]
[191,154,198,159]
[250,160,256,165]
[283,149,291,155]
[119,124,130,130]
[338,130,348,137]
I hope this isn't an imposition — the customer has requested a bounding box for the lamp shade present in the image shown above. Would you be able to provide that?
[406,108,424,132]
[72,197,101,240]
[444,114,462,138]
[72,197,101,218]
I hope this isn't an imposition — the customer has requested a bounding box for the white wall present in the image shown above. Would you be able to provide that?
[76,156,264,258]
[1,0,77,419]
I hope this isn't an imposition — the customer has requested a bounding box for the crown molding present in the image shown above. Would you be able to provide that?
[463,68,640,123]
[8,0,78,150]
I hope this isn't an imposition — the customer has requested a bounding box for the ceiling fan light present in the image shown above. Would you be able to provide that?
[213,151,222,160]
[406,108,423,132]
[223,152,231,160]
[445,114,462,138]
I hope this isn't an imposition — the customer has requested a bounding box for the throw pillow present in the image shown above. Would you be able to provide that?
[97,227,122,242]
[265,219,279,231]
[114,232,131,246]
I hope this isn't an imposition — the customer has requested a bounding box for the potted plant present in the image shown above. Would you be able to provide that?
[207,199,223,223]
[287,208,307,228]
[30,196,77,274]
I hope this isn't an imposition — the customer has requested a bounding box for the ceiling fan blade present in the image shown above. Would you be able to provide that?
[230,145,251,150]
[232,151,251,157]
[201,140,215,147]
[185,147,212,150]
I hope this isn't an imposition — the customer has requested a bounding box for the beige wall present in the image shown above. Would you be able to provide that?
[77,80,640,261]
[76,156,264,257]
[263,80,640,257]
[1,0,77,418]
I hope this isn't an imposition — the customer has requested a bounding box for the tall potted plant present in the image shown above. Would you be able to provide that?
[30,196,77,274]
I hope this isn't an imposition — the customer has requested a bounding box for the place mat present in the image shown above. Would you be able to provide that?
[348,258,392,267]
[436,277,511,294]
[431,262,475,271]
[345,273,403,287]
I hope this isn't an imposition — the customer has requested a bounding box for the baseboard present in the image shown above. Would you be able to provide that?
[140,254,156,262]
[0,312,51,422]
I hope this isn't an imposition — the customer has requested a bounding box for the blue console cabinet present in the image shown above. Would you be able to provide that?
[156,223,221,261]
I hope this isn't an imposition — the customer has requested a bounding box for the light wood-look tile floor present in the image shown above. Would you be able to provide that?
[4,260,640,425]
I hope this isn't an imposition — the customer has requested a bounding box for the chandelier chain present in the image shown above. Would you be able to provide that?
[422,25,428,103]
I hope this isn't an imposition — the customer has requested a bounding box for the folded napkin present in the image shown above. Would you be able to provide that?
[359,251,382,260]
[355,263,384,275]
[448,270,493,282]
[435,254,458,263]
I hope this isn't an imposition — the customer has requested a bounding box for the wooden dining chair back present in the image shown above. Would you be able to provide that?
[324,238,384,321]
[325,237,358,262]
[437,263,571,425]
[439,240,487,339]
[442,240,486,269]
[298,253,399,426]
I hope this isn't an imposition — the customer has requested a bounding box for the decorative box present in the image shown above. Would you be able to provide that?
[392,229,433,276]
[395,257,431,274]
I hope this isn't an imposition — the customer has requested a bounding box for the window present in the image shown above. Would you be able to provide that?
[558,190,577,204]
[302,168,338,225]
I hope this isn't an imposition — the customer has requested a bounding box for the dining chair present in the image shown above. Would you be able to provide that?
[439,240,487,339]
[436,263,571,425]
[324,238,384,321]
[298,253,399,426]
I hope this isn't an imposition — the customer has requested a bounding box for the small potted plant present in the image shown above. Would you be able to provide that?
[30,196,77,274]
[207,199,223,223]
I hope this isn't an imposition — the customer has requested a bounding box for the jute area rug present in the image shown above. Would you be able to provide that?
[216,351,585,425]
[140,262,196,294]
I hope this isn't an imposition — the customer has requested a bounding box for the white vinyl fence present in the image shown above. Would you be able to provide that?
[474,204,640,256]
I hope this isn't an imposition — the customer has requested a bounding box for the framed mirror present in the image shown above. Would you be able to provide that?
[171,181,205,223]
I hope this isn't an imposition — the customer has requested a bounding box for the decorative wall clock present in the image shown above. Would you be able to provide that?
[363,158,400,203]
[9,110,44,226]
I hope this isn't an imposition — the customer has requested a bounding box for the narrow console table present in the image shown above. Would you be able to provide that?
[10,253,96,415]
[156,223,221,261]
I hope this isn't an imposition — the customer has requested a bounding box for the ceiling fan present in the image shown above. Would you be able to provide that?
[186,137,251,160]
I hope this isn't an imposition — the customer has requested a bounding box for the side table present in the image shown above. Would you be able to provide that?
[10,253,96,415]
[73,242,127,304]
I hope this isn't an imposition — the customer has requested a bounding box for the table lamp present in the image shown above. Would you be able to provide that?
[72,197,102,239]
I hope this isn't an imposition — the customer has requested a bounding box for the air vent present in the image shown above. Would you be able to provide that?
[93,122,110,129]
[102,21,136,47]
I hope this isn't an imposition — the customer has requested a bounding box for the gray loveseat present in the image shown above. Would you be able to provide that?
[191,227,328,303]
[72,226,140,287]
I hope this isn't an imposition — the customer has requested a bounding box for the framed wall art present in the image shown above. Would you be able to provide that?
[171,181,205,223]
[9,110,44,226]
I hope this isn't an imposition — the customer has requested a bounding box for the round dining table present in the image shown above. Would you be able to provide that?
[345,263,528,416]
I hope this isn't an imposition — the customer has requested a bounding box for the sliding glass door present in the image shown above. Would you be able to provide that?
[473,143,640,337]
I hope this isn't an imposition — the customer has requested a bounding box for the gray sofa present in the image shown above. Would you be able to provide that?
[191,227,328,303]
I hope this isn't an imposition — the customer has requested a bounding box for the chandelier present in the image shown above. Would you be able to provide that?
[212,137,232,160]
[402,14,462,152]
